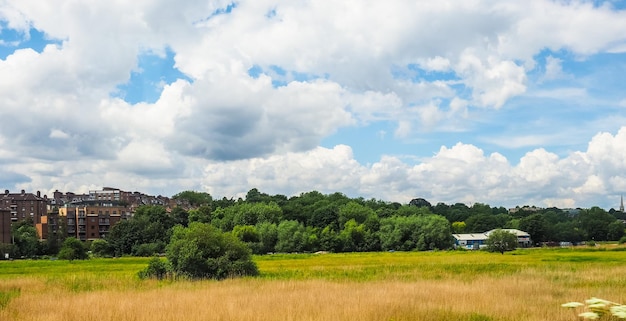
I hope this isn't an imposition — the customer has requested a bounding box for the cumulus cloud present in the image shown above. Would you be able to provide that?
[0,0,625,209]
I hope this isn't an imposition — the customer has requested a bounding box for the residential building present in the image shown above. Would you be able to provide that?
[0,190,50,242]
[0,209,10,244]
[59,201,130,241]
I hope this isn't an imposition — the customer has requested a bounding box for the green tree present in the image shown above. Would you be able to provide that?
[256,222,278,254]
[90,239,113,257]
[451,221,466,234]
[578,207,615,241]
[58,237,89,260]
[188,204,212,224]
[607,220,625,241]
[138,257,170,280]
[379,215,452,251]
[166,222,258,280]
[172,191,213,207]
[486,229,518,254]
[519,213,547,245]
[12,220,40,258]
[275,220,307,253]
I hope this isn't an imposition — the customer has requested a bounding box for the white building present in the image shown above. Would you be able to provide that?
[453,229,531,250]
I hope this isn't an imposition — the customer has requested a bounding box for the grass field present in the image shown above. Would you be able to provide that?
[1,247,626,320]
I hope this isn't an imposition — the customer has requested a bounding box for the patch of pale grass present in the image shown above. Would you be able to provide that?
[3,269,625,321]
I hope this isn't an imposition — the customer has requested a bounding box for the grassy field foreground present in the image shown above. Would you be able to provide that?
[1,248,626,321]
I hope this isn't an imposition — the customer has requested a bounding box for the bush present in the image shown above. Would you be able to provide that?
[138,257,170,280]
[619,236,626,244]
[58,237,88,261]
[90,239,113,257]
[132,242,164,257]
[166,222,259,280]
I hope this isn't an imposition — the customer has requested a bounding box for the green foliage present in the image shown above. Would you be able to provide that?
[275,220,308,253]
[166,222,258,280]
[485,229,518,254]
[451,221,466,234]
[519,213,547,245]
[379,214,452,251]
[619,235,626,244]
[172,190,213,206]
[138,257,170,280]
[132,242,165,257]
[58,237,89,260]
[90,239,113,257]
[11,219,40,258]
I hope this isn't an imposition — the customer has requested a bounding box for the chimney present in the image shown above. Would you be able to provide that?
[21,189,25,195]
[37,191,41,197]
[4,190,8,195]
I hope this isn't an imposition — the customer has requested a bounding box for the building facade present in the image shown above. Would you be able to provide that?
[0,190,50,242]
[59,202,130,241]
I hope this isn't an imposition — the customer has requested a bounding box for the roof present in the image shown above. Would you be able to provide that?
[453,229,530,241]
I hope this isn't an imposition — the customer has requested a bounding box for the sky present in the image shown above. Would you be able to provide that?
[1,0,626,210]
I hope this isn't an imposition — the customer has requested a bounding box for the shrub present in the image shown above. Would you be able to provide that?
[618,235,626,244]
[90,239,113,257]
[58,237,88,261]
[138,257,170,280]
[166,222,259,280]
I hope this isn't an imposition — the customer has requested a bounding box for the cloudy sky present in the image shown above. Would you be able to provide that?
[1,0,626,209]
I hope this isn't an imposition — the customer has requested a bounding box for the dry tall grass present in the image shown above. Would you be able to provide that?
[1,250,625,321]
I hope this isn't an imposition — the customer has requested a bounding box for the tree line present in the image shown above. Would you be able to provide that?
[97,189,626,257]
[3,188,625,259]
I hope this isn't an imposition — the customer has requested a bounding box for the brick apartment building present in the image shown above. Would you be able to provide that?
[0,190,49,242]
[0,187,169,245]
[58,202,130,241]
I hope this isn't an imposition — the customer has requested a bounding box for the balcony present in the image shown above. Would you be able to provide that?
[67,228,76,233]
[98,219,110,225]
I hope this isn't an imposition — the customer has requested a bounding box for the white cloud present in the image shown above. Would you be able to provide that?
[1,0,626,210]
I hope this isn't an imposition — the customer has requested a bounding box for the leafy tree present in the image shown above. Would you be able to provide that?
[172,191,213,207]
[308,200,339,229]
[578,207,615,241]
[519,213,547,245]
[232,225,260,243]
[275,220,308,253]
[12,220,40,258]
[256,222,278,254]
[170,206,189,227]
[379,215,452,251]
[107,219,142,256]
[338,201,376,227]
[465,213,500,233]
[607,220,625,241]
[486,229,518,254]
[451,221,466,234]
[58,237,89,260]
[188,205,212,224]
[409,198,432,209]
[166,222,258,280]
[553,221,584,243]
[90,239,113,257]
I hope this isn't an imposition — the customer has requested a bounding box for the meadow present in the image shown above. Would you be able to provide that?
[1,247,626,321]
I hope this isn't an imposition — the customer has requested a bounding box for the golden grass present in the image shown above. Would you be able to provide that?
[1,249,626,321]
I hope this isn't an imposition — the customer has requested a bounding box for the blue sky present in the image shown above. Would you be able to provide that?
[1,0,626,209]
